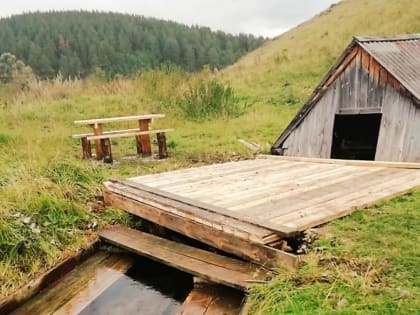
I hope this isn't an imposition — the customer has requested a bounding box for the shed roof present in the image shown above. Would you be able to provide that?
[272,34,420,151]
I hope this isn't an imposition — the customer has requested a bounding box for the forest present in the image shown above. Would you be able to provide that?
[0,11,266,79]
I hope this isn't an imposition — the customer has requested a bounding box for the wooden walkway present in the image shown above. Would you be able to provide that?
[100,226,272,291]
[104,155,420,269]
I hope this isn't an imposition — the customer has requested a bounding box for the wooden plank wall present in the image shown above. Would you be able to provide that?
[282,86,338,158]
[281,46,420,162]
[376,88,420,162]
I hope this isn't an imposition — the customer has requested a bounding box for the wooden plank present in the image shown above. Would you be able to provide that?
[209,164,348,206]
[0,241,99,315]
[87,128,173,140]
[139,118,152,155]
[138,159,275,188]
[11,252,132,315]
[257,155,420,169]
[273,170,420,231]
[103,190,298,270]
[105,181,273,242]
[100,226,272,291]
[231,166,383,214]
[53,256,133,315]
[117,179,297,236]
[93,123,103,160]
[176,284,243,315]
[262,167,405,221]
[74,114,165,125]
[169,161,317,198]
[72,128,142,139]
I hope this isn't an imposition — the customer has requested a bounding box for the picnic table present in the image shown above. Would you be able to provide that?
[73,114,172,163]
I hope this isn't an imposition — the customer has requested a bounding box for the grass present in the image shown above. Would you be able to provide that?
[0,0,419,313]
[0,71,297,298]
[248,191,420,314]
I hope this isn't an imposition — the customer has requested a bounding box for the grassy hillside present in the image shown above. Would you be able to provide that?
[0,0,419,313]
[222,0,420,104]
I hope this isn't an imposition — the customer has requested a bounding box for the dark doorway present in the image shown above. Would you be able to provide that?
[331,114,382,160]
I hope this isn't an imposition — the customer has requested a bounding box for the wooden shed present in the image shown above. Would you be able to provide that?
[272,34,420,162]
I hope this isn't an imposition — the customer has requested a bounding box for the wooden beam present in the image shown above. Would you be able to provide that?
[103,190,299,270]
[118,179,297,237]
[157,132,168,159]
[87,129,174,141]
[74,114,165,125]
[257,155,420,170]
[100,226,273,291]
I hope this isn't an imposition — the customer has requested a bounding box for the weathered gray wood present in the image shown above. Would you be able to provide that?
[87,128,173,141]
[100,226,273,291]
[103,188,299,270]
[74,114,165,125]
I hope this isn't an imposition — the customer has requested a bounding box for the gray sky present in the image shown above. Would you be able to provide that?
[0,0,339,37]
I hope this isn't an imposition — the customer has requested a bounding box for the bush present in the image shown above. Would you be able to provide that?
[177,79,242,121]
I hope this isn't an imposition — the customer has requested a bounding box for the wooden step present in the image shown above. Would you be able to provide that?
[176,283,244,315]
[99,226,273,291]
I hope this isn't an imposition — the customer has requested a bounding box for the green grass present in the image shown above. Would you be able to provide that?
[0,0,419,312]
[0,71,296,298]
[248,191,420,314]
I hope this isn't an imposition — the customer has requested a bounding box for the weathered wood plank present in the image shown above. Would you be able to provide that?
[176,284,243,315]
[273,170,420,231]
[115,180,296,237]
[103,190,298,270]
[11,252,132,315]
[100,226,273,291]
[87,128,173,141]
[257,155,420,169]
[74,114,165,125]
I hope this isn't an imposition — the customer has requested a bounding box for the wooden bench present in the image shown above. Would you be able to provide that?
[73,114,172,163]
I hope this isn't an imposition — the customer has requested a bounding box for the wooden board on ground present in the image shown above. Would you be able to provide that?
[99,226,272,291]
[11,252,133,315]
[176,283,244,315]
[122,155,420,235]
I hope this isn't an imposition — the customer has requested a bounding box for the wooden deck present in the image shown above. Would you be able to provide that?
[104,155,420,269]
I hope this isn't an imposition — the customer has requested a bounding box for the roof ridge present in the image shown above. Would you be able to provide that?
[355,34,420,42]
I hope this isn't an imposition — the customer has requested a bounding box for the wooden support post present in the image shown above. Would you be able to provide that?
[81,137,92,159]
[92,123,103,160]
[138,119,152,155]
[101,138,113,164]
[157,132,168,159]
[135,135,143,155]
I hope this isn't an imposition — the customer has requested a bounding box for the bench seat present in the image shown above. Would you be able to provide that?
[86,129,173,141]
[72,128,141,139]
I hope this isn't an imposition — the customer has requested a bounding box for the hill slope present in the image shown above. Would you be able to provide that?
[0,11,265,78]
[221,0,420,106]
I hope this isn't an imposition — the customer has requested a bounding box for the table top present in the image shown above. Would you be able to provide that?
[74,114,165,125]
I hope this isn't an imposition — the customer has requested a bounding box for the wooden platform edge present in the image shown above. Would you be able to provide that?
[118,179,297,237]
[99,226,272,291]
[0,240,100,315]
[258,154,420,169]
[103,188,299,271]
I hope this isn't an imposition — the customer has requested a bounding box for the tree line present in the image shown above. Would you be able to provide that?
[0,11,266,79]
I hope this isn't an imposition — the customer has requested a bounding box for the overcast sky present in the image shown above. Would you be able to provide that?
[0,0,339,37]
